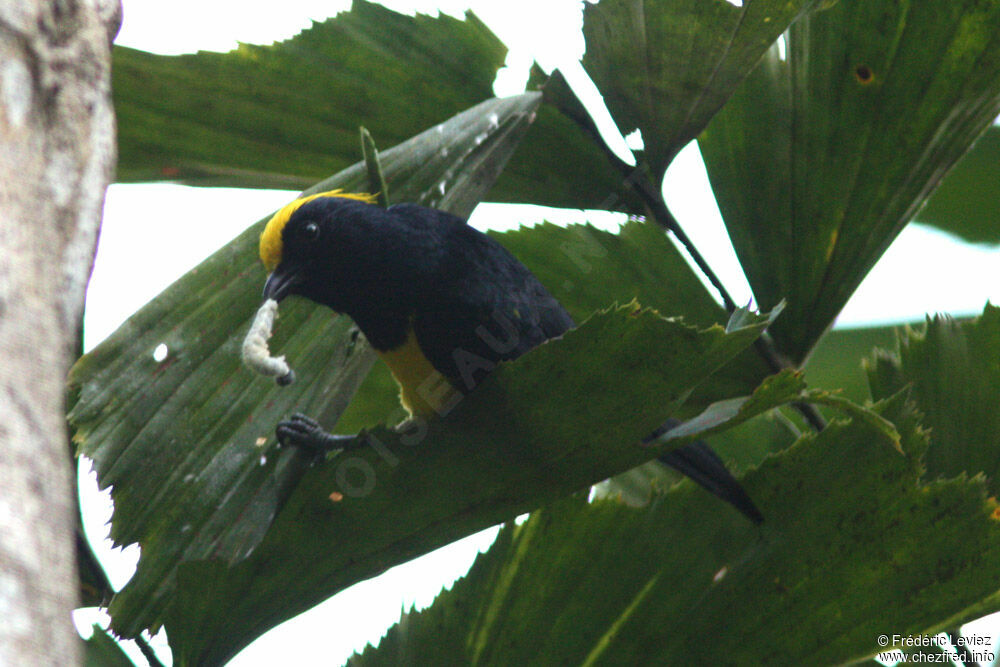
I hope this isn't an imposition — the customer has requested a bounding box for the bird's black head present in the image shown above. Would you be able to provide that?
[259,190,383,313]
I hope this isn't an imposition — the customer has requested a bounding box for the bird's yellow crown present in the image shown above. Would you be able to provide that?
[259,190,377,272]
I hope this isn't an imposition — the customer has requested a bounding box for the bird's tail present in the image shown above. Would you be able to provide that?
[647,420,764,524]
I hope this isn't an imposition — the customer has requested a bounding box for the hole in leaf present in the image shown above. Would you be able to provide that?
[152,343,168,363]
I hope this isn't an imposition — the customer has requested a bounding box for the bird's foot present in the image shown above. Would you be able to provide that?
[276,413,364,456]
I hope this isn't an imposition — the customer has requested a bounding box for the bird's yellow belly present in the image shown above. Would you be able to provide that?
[375,328,461,418]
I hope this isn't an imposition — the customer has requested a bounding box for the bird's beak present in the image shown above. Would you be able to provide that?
[262,262,304,302]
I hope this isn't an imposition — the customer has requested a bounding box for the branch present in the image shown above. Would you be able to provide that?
[541,69,826,431]
[135,636,166,667]
[622,163,828,432]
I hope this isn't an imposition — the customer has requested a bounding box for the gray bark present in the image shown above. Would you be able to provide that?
[0,1,120,664]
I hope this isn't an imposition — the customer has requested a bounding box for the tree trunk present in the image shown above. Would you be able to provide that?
[0,1,120,664]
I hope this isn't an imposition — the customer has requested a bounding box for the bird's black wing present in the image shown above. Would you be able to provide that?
[407,214,574,391]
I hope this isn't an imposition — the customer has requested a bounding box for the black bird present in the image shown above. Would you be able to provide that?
[258,191,762,523]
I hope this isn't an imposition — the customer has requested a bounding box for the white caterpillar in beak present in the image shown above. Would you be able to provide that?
[242,298,295,386]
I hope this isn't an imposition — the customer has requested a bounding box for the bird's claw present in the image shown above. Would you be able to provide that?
[276,413,361,456]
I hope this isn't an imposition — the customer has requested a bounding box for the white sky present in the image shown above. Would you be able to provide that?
[76,2,1000,665]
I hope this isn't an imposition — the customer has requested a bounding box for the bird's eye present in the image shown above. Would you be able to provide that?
[302,222,320,240]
